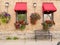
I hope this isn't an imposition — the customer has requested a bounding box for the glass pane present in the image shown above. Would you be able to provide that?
[44,13,52,21]
[17,14,26,21]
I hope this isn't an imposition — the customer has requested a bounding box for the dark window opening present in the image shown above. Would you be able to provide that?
[43,11,53,14]
[16,11,27,14]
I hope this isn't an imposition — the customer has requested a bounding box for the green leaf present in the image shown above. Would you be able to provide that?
[6,37,12,40]
[20,25,25,30]
[17,14,26,21]
[1,18,7,23]
[13,37,19,40]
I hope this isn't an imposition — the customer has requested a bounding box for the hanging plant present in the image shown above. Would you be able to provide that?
[30,13,41,25]
[0,12,11,24]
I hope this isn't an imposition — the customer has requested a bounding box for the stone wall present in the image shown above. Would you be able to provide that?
[0,0,60,31]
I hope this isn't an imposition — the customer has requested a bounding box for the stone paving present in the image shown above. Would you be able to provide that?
[0,39,60,45]
[0,30,60,45]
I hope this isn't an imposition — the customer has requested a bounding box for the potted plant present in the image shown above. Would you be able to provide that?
[20,24,26,30]
[14,21,20,29]
[14,20,26,30]
[42,20,55,30]
[0,12,11,24]
[45,20,55,27]
[14,14,27,30]
[30,13,41,25]
[19,20,26,30]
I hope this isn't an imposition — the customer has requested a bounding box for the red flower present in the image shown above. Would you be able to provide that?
[19,20,24,24]
[45,20,51,24]
[45,20,55,25]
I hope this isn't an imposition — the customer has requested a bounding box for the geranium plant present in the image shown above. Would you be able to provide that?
[0,12,11,24]
[14,13,28,30]
[14,21,20,29]
[42,20,55,30]
[30,13,41,25]
[14,20,26,30]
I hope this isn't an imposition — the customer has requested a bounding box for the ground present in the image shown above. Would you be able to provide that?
[0,30,60,45]
[0,39,60,45]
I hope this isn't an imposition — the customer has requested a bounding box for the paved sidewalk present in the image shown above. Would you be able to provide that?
[0,39,60,45]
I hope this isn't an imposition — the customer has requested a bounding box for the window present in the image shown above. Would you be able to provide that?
[44,13,52,21]
[43,11,53,22]
[16,11,27,23]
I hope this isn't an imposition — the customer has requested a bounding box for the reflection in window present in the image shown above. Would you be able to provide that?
[44,13,52,21]
[16,11,27,23]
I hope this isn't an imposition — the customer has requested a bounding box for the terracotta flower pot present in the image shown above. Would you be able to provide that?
[30,19,37,25]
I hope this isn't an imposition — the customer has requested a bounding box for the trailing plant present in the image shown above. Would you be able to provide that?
[14,20,26,30]
[14,14,27,30]
[14,21,20,29]
[20,25,26,30]
[42,20,55,30]
[30,13,41,25]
